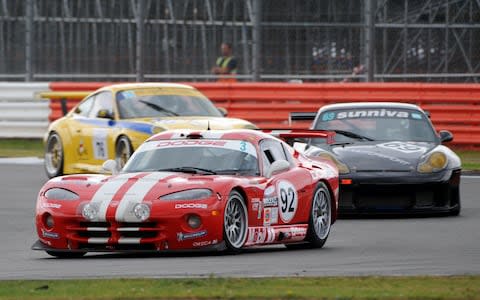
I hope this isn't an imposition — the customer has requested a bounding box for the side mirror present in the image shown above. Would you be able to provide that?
[265,159,290,178]
[439,130,453,143]
[97,109,114,119]
[217,107,228,117]
[102,159,120,175]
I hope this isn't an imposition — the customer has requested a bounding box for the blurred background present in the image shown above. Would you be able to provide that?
[1,0,479,82]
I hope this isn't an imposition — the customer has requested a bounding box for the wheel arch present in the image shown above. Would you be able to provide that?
[318,179,337,224]
[45,130,67,176]
[230,186,249,209]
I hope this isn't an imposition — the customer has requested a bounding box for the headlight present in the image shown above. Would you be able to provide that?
[82,203,99,221]
[160,189,212,201]
[417,151,448,173]
[133,203,151,221]
[44,188,79,201]
[315,152,350,174]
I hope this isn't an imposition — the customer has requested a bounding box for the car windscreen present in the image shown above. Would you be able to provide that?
[313,108,437,142]
[122,139,259,176]
[116,87,223,119]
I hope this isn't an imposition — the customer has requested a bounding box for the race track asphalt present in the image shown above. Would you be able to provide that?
[0,161,479,280]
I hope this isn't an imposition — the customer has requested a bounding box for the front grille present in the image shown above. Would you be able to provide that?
[355,192,413,210]
[72,221,160,240]
[340,182,449,211]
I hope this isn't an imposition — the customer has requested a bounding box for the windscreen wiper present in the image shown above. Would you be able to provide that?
[214,168,260,176]
[139,99,179,116]
[333,130,375,141]
[157,167,217,175]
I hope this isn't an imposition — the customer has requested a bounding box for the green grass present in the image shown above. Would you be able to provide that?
[0,276,479,300]
[0,139,479,170]
[0,139,43,158]
[454,150,480,171]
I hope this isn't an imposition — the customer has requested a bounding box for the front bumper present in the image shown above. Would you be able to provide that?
[34,201,225,253]
[338,169,461,215]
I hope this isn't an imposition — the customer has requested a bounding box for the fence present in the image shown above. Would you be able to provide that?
[39,81,480,148]
[0,82,50,138]
[1,0,480,82]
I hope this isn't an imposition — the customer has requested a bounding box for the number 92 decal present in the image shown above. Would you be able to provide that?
[276,180,298,223]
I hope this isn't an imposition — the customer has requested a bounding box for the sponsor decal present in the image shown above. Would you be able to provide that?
[42,230,60,239]
[92,129,109,160]
[277,180,298,223]
[192,239,218,247]
[322,112,336,121]
[77,139,87,156]
[157,140,227,147]
[174,203,208,209]
[281,227,307,240]
[149,140,258,158]
[377,141,426,154]
[251,198,261,212]
[246,227,276,245]
[335,109,410,119]
[263,207,278,226]
[270,207,279,225]
[263,197,278,207]
[177,230,207,241]
[42,203,62,209]
[263,208,272,226]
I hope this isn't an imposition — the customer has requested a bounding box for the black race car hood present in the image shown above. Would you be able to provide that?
[328,141,436,171]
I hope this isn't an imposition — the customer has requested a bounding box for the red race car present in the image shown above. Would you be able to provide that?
[32,129,339,257]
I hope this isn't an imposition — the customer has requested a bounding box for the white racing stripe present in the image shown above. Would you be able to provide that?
[89,173,135,221]
[115,172,174,222]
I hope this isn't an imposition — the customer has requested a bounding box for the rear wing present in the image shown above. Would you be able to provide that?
[288,112,317,126]
[263,129,335,145]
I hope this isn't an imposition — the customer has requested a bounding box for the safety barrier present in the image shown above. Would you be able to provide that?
[43,82,480,148]
[0,82,50,138]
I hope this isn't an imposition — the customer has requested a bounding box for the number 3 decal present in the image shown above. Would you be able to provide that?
[277,180,298,223]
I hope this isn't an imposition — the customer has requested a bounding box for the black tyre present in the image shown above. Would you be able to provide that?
[115,136,132,169]
[44,132,64,178]
[305,182,332,248]
[223,191,248,252]
[46,251,86,258]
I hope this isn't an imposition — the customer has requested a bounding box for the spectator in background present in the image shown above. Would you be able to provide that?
[211,42,237,82]
[343,64,365,82]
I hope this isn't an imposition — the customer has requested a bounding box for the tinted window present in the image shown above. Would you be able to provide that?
[123,140,259,176]
[88,92,114,118]
[314,108,437,142]
[74,96,95,117]
[116,87,222,119]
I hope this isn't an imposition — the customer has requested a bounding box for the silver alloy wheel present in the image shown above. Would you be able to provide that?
[312,188,331,240]
[115,136,132,169]
[45,133,63,177]
[224,192,248,249]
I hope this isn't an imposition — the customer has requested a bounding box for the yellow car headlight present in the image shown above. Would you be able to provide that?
[417,151,448,173]
[316,152,350,174]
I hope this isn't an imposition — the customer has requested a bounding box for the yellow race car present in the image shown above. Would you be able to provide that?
[44,83,257,178]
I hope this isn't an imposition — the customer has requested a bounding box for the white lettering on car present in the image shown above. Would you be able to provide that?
[174,203,208,209]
